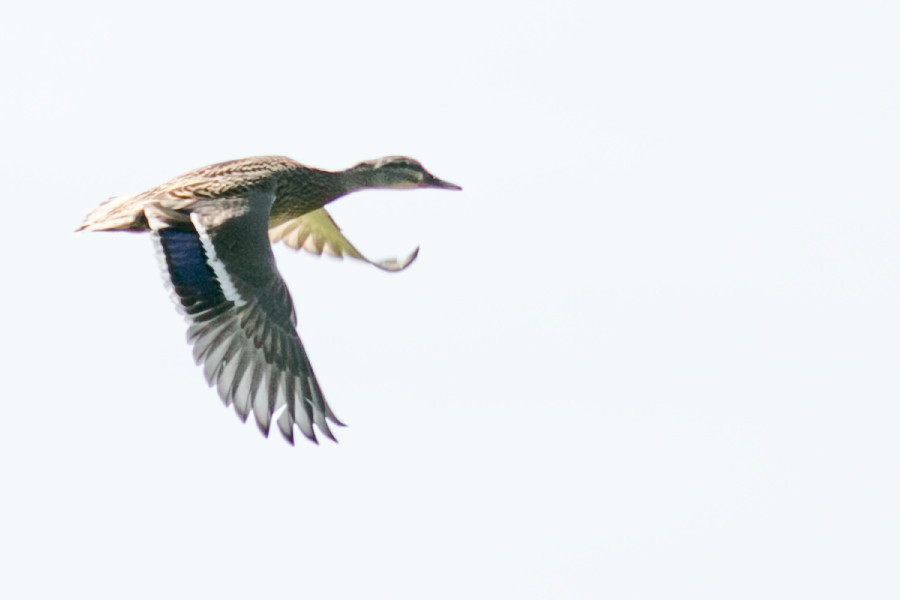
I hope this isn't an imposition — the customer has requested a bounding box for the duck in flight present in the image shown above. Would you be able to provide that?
[78,155,461,444]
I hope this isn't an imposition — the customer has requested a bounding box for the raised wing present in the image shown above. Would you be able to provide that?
[145,194,342,444]
[268,208,418,272]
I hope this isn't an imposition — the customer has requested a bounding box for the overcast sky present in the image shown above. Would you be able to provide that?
[2,1,899,598]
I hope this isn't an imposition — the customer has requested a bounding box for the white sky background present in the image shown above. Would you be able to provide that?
[2,1,899,597]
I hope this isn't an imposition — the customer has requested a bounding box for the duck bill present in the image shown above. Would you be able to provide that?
[424,173,462,190]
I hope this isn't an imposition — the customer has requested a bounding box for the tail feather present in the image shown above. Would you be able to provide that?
[76,194,148,232]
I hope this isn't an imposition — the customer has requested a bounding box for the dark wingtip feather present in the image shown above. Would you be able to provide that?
[319,427,339,443]
[233,402,250,423]
[255,415,272,437]
[325,404,347,427]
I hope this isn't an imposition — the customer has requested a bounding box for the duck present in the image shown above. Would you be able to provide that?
[77,155,461,444]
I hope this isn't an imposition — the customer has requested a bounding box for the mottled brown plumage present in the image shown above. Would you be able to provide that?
[78,155,460,444]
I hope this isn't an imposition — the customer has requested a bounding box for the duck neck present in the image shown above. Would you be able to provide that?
[270,167,359,226]
[337,164,374,193]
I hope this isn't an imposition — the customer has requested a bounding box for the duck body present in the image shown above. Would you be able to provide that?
[81,156,354,233]
[78,155,460,444]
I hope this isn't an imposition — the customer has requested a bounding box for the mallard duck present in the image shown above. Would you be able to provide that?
[78,155,461,444]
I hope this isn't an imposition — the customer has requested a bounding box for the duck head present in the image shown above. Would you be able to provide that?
[352,156,462,191]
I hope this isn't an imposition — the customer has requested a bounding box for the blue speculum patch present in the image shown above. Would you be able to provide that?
[158,228,227,313]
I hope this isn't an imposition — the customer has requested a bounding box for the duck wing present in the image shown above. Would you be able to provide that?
[268,208,418,272]
[145,192,342,444]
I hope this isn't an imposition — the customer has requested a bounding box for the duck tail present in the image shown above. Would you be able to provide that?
[76,194,147,232]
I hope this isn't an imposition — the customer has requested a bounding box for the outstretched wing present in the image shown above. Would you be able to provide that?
[145,193,342,444]
[268,208,419,272]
